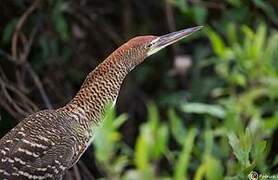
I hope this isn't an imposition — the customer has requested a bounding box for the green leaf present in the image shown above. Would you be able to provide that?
[173,0,189,12]
[203,129,213,156]
[205,155,223,180]
[253,24,266,58]
[252,140,267,161]
[227,0,242,7]
[153,124,169,160]
[231,73,246,86]
[51,0,69,41]
[194,163,206,180]
[182,103,226,119]
[134,133,149,170]
[192,5,207,24]
[174,128,197,180]
[263,115,278,134]
[228,130,252,167]
[147,102,159,132]
[54,15,69,41]
[168,109,187,145]
[227,23,238,45]
[93,107,126,165]
[114,156,129,174]
[113,114,128,128]
[252,0,278,24]
[2,19,18,44]
[206,28,226,58]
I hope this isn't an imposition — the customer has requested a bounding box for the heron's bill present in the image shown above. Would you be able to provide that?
[148,26,203,56]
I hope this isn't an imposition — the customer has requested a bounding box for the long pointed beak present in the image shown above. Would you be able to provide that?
[148,26,203,56]
[157,26,203,47]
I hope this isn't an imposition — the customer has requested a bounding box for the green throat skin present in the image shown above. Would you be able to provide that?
[0,26,202,180]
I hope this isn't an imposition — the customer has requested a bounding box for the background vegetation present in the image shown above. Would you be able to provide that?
[0,0,277,179]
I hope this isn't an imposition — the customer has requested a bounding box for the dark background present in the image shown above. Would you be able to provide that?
[0,0,277,179]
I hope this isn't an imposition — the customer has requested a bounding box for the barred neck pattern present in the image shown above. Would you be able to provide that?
[62,35,152,128]
[64,54,130,126]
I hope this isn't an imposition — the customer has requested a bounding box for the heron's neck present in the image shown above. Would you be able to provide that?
[65,55,130,125]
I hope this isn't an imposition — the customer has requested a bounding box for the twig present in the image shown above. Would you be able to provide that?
[85,12,122,45]
[4,81,38,112]
[64,171,73,180]
[0,48,18,64]
[11,0,41,61]
[21,26,39,63]
[73,165,82,180]
[122,0,133,39]
[97,19,123,45]
[25,63,52,109]
[0,48,52,110]
[0,99,22,120]
[0,66,9,81]
[19,25,53,109]
[78,160,96,180]
[1,23,52,110]
[188,0,225,10]
[164,0,178,58]
[0,73,38,118]
[15,26,38,93]
[0,77,29,116]
[165,0,176,33]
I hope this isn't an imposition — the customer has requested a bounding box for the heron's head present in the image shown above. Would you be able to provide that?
[112,26,203,70]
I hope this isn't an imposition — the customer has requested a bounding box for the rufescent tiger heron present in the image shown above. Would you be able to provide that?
[0,26,203,180]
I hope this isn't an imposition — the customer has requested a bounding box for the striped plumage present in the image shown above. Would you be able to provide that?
[0,36,157,180]
[0,27,202,179]
[0,109,88,179]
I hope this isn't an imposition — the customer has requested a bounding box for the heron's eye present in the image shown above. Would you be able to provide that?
[146,43,152,48]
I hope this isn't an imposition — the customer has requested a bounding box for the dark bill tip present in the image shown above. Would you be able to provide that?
[189,26,204,32]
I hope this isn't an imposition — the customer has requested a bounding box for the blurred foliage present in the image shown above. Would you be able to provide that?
[0,0,277,179]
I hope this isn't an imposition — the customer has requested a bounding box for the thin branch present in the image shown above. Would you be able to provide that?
[0,77,29,116]
[64,171,73,180]
[0,73,38,118]
[1,23,52,110]
[188,0,226,10]
[4,82,38,112]
[122,0,133,39]
[21,26,39,63]
[11,0,41,60]
[165,0,176,33]
[0,66,9,81]
[73,165,82,180]
[25,63,52,109]
[164,0,178,59]
[78,160,96,180]
[0,48,18,64]
[0,99,22,120]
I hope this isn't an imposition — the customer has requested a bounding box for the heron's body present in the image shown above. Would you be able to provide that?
[0,27,202,179]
